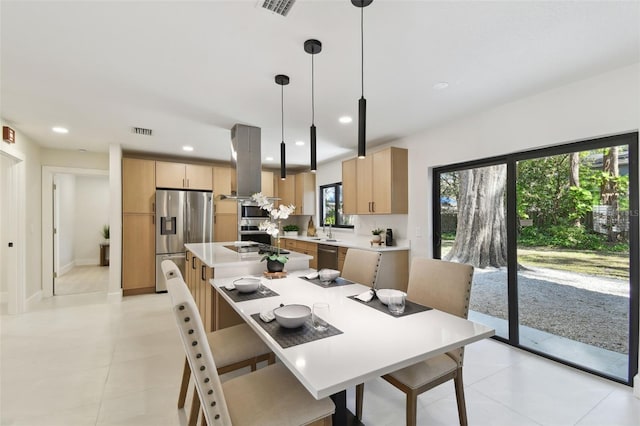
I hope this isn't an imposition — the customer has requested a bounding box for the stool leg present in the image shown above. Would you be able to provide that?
[178,357,190,408]
[188,385,200,426]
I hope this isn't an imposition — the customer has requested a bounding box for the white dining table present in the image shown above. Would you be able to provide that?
[212,270,494,425]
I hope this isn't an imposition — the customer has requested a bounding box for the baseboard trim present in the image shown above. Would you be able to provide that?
[634,374,639,398]
[26,290,42,310]
[75,258,100,266]
[107,290,122,302]
[59,261,75,276]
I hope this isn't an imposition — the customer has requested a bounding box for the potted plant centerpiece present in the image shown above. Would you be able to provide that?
[101,224,110,244]
[371,228,384,243]
[283,224,299,237]
[251,192,295,273]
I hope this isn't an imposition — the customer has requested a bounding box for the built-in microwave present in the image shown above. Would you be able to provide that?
[240,205,269,219]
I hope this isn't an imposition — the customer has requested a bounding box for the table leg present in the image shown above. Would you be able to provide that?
[330,390,363,426]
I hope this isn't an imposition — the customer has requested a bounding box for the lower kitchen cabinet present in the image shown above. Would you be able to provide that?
[214,213,238,242]
[282,239,317,269]
[122,214,155,295]
[338,247,348,272]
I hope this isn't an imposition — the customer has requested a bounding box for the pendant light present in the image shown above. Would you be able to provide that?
[275,74,290,180]
[304,39,322,173]
[352,0,372,159]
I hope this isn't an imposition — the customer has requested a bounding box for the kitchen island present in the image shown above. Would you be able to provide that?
[184,242,312,332]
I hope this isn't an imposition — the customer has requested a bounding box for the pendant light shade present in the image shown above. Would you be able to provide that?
[352,0,372,159]
[304,39,322,172]
[275,74,290,180]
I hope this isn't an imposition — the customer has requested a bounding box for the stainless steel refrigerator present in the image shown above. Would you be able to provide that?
[155,190,213,292]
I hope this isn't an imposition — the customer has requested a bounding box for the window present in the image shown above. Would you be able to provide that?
[319,183,354,228]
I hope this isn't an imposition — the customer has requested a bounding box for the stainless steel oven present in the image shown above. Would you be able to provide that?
[238,201,271,244]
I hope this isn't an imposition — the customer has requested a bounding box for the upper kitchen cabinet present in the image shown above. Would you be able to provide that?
[294,172,316,215]
[123,158,156,214]
[261,170,275,197]
[277,174,296,208]
[212,166,237,215]
[342,147,408,215]
[156,161,213,191]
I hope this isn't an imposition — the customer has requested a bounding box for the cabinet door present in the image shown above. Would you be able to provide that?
[337,247,348,273]
[122,158,156,214]
[261,171,275,197]
[342,158,357,215]
[295,172,316,215]
[356,156,374,214]
[186,164,213,191]
[156,161,186,189]
[278,174,296,209]
[372,147,408,214]
[213,167,237,214]
[122,214,155,291]
[214,213,238,242]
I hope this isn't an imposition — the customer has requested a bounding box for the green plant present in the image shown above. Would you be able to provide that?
[283,224,299,232]
[101,224,110,240]
[371,228,384,235]
[260,253,289,264]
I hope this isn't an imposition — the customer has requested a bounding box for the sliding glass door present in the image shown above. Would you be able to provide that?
[433,133,638,384]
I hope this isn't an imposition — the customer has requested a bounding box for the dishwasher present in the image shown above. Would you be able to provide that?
[317,244,339,270]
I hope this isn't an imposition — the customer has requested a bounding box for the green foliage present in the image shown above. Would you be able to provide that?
[518,226,628,252]
[371,228,384,235]
[283,224,299,231]
[101,224,110,239]
[260,253,289,264]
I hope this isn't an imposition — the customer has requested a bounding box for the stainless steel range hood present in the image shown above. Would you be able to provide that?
[220,124,262,200]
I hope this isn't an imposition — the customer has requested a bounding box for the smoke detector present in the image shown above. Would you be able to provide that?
[131,127,153,136]
[259,0,296,17]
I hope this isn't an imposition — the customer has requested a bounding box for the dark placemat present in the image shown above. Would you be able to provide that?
[250,313,343,349]
[348,294,432,317]
[220,287,279,303]
[299,276,356,288]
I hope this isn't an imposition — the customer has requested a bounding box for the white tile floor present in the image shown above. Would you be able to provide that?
[1,292,639,426]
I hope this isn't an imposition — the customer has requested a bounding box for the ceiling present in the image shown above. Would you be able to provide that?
[1,1,639,168]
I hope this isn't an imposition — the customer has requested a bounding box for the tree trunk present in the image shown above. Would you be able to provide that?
[601,147,620,241]
[569,152,581,226]
[444,165,508,268]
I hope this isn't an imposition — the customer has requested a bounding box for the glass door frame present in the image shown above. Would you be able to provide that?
[433,132,638,385]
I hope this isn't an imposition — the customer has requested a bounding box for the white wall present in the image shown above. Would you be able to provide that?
[55,174,76,274]
[74,175,109,265]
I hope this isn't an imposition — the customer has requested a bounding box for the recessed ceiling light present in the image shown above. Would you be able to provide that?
[265,156,274,161]
[52,126,69,134]
[78,148,87,152]
[295,140,305,146]
[339,116,352,124]
[182,145,194,152]
[433,81,449,90]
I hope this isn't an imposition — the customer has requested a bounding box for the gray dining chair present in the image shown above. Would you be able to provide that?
[340,248,381,287]
[355,257,474,426]
[166,276,335,426]
[161,260,275,424]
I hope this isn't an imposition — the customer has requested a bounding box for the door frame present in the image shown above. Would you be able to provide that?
[42,166,109,297]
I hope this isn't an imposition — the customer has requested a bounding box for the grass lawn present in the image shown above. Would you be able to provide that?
[441,240,629,280]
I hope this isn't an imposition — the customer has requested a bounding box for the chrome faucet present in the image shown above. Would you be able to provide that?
[327,223,333,239]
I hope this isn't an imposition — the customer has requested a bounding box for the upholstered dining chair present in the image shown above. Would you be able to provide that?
[355,257,474,426]
[161,261,275,424]
[340,248,381,287]
[167,276,335,426]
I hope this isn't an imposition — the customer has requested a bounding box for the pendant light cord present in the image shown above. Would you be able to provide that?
[361,6,364,97]
[281,84,284,141]
[312,53,315,125]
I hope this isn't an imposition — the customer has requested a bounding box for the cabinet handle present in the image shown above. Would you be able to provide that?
[187,178,190,187]
[201,265,206,281]
[371,202,375,213]
[183,178,186,187]
[152,215,155,225]
[152,202,155,213]
[192,256,196,269]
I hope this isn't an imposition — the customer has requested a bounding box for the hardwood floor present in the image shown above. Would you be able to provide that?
[55,265,109,296]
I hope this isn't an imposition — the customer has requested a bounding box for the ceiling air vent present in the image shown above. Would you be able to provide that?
[259,0,296,17]
[132,127,153,136]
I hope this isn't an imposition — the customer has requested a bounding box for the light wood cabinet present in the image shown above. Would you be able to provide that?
[123,158,156,214]
[342,147,408,215]
[294,172,316,215]
[277,174,296,208]
[214,214,239,243]
[212,166,238,241]
[122,214,155,294]
[261,170,275,197]
[156,161,213,190]
[338,247,348,273]
[283,239,317,269]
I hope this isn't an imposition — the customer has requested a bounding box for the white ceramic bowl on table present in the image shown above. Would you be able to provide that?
[233,277,261,293]
[376,289,406,305]
[318,268,340,283]
[274,304,311,328]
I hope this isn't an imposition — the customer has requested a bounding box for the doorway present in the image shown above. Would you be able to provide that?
[434,132,639,384]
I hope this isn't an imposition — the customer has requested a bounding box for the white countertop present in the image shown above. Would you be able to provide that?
[212,273,494,399]
[185,242,313,269]
[281,235,410,252]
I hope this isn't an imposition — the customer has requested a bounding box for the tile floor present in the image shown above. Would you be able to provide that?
[1,292,639,426]
[54,265,109,296]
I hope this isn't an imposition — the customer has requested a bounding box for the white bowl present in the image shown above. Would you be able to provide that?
[376,289,406,305]
[318,268,340,283]
[233,277,260,293]
[274,304,311,328]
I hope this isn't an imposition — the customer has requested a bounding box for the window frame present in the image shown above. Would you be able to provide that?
[319,182,354,229]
